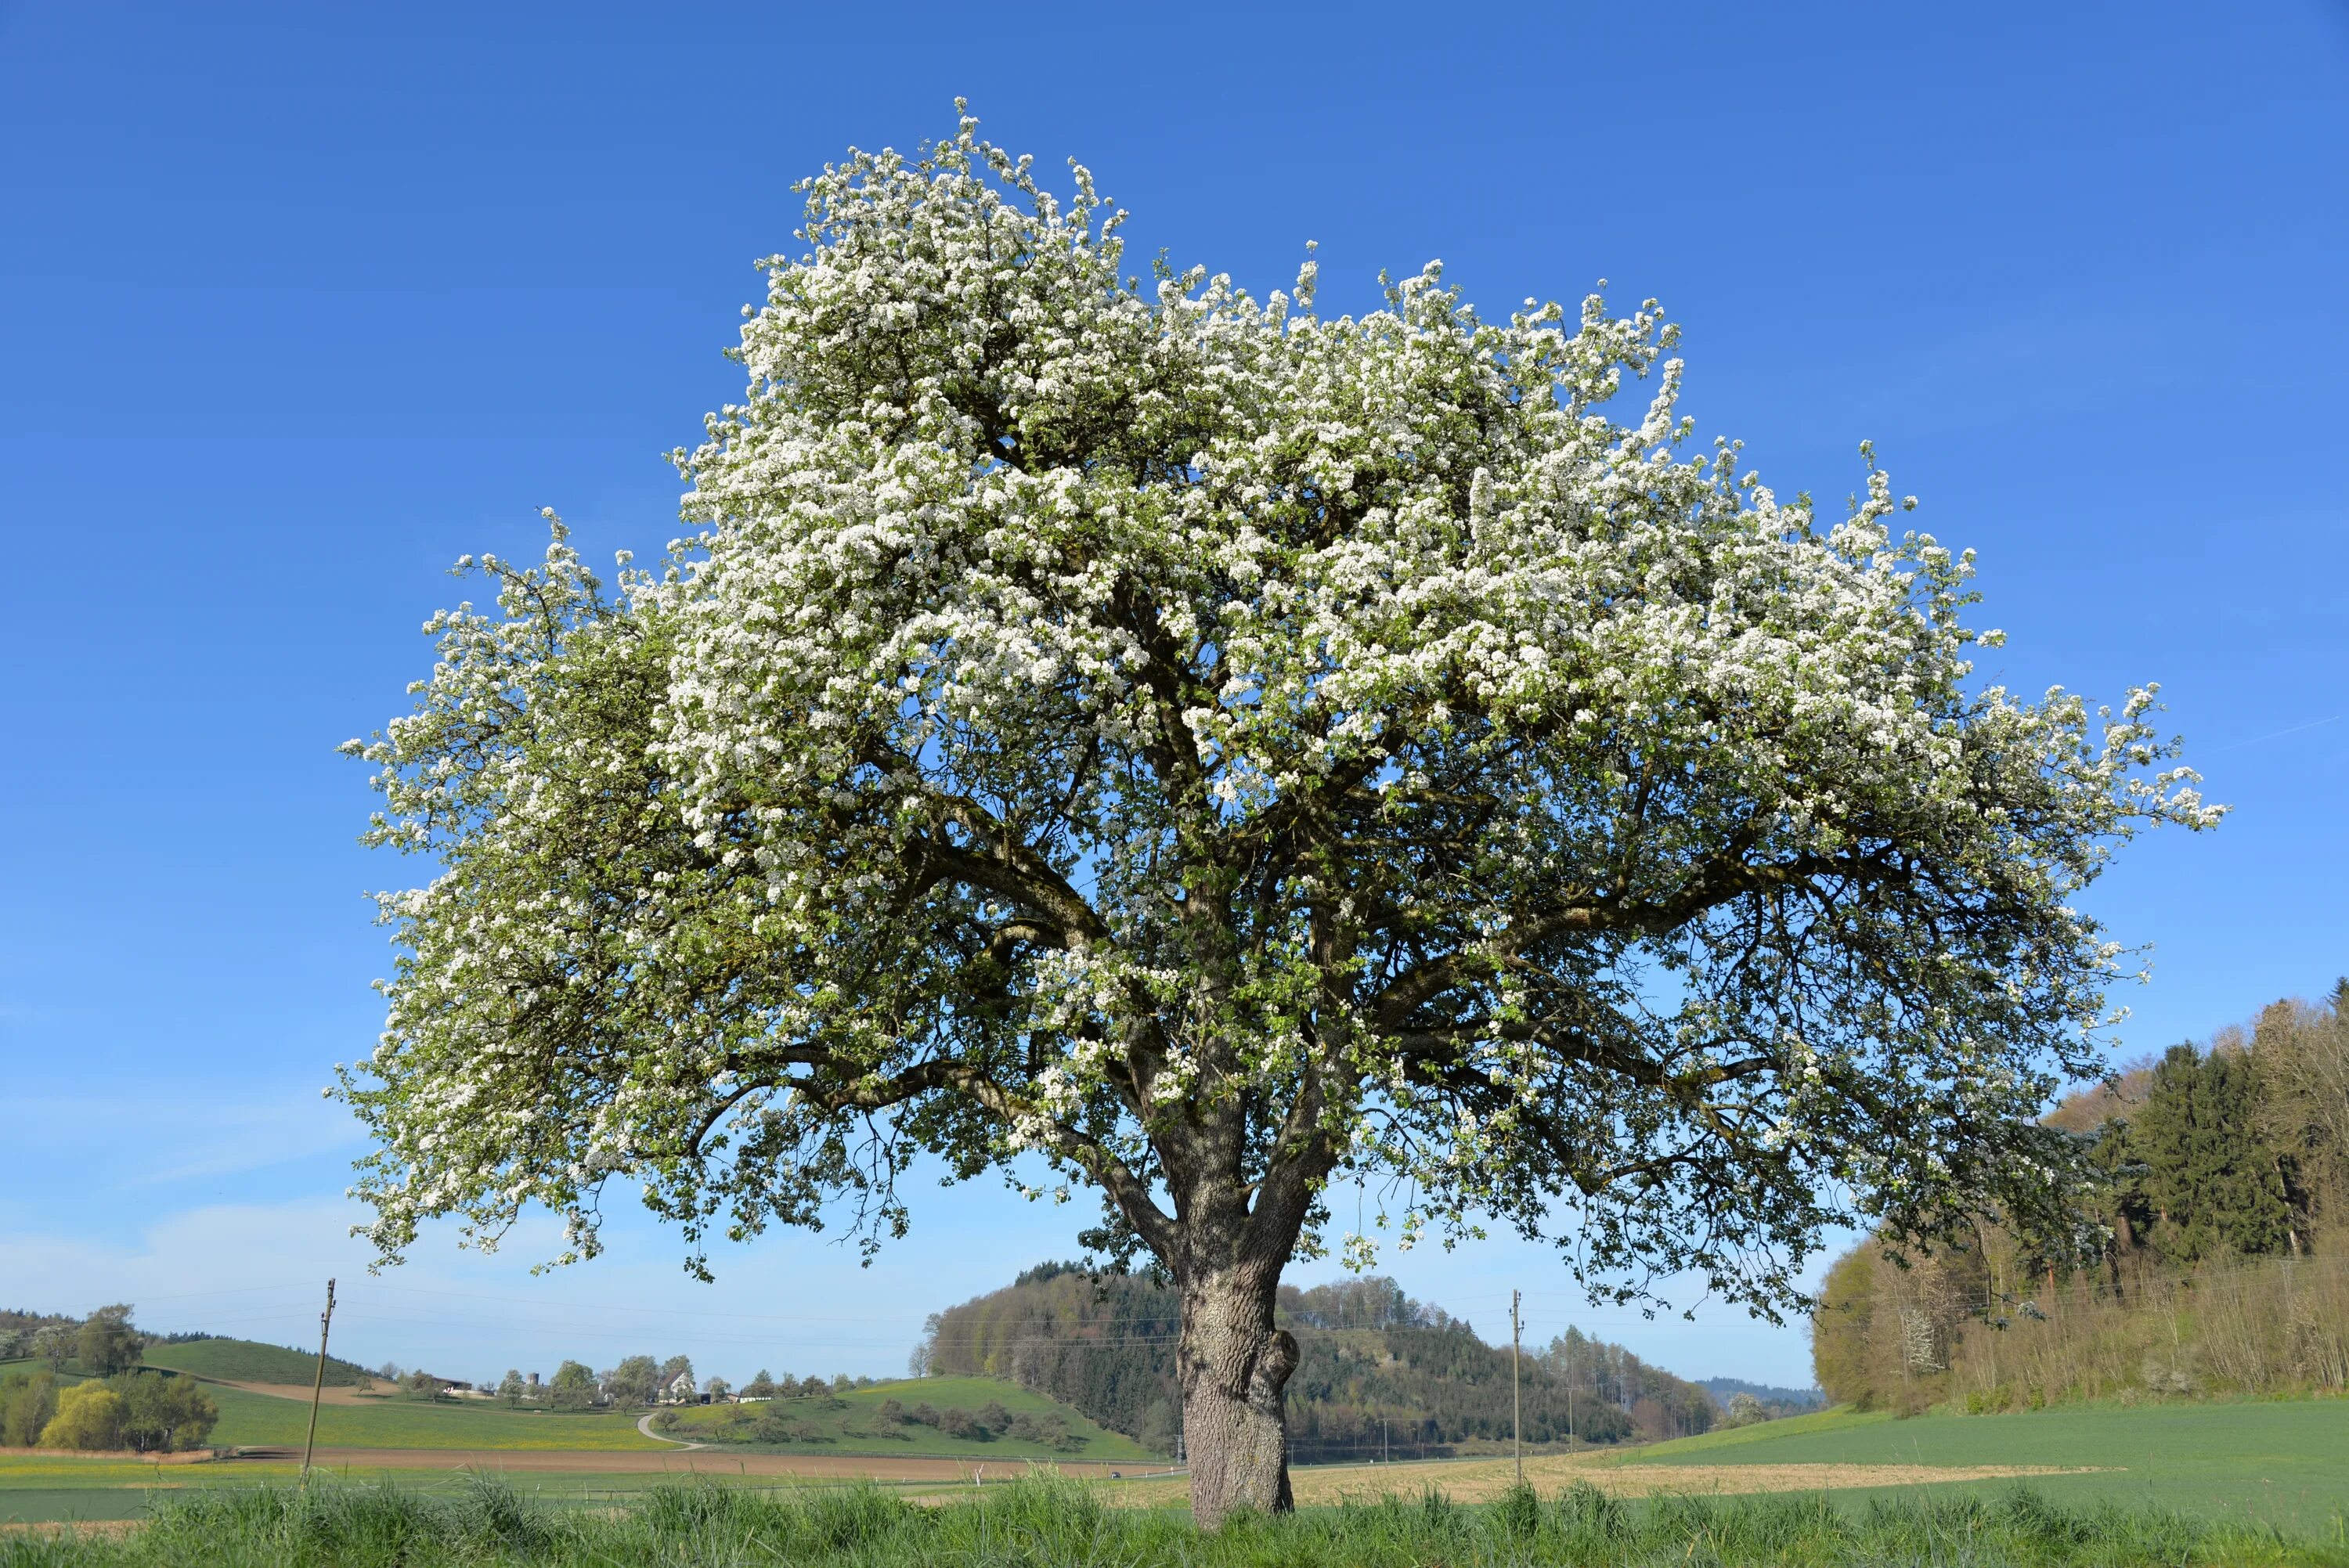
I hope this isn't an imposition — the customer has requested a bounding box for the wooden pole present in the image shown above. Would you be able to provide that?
[1510,1289,1523,1487]
[301,1278,335,1487]
[1566,1324,1576,1457]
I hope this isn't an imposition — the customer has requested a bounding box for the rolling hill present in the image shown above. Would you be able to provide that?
[142,1336,375,1388]
[922,1266,1720,1460]
[663,1374,1156,1460]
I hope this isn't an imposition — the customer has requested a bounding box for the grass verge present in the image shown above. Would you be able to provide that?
[2,1474,2344,1566]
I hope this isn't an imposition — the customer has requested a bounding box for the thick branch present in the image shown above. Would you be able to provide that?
[1372,846,1901,1028]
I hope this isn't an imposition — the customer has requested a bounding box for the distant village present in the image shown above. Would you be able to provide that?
[378,1357,877,1410]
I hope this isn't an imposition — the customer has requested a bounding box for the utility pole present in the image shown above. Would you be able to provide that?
[1510,1289,1523,1487]
[301,1279,336,1487]
[1566,1327,1576,1458]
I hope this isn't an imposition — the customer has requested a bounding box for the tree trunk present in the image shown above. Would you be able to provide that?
[1178,1259,1297,1529]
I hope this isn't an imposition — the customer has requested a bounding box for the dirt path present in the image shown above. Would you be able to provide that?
[636,1413,703,1449]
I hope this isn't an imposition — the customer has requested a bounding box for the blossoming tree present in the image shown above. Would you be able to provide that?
[341,114,2218,1523]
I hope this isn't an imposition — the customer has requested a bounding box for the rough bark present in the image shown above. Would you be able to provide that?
[1177,1257,1297,1528]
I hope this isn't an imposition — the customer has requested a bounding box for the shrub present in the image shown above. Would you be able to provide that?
[39,1382,124,1450]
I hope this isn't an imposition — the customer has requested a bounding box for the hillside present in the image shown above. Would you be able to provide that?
[922,1267,1719,1461]
[664,1375,1155,1460]
[1813,976,2349,1415]
[143,1336,376,1388]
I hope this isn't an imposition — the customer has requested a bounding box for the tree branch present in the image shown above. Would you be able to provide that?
[1372,845,1905,1029]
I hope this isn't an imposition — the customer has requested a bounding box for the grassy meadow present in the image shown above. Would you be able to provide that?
[663,1375,1154,1460]
[5,1472,2344,1567]
[137,1342,372,1388]
[193,1383,662,1453]
[1607,1400,2349,1534]
[0,1356,662,1454]
[12,1353,2347,1555]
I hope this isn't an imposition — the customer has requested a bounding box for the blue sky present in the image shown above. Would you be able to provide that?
[2,2,2344,1393]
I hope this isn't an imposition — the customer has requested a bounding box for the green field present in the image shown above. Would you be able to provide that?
[0,1361,661,1454]
[196,1382,662,1452]
[13,1375,2346,1545]
[0,1457,757,1527]
[6,1471,2342,1566]
[1615,1399,2349,1534]
[665,1375,1155,1460]
[139,1339,372,1388]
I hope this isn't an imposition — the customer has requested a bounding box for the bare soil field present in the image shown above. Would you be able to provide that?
[200,1380,382,1406]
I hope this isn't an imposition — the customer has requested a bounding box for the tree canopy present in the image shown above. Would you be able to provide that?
[339,110,2215,1520]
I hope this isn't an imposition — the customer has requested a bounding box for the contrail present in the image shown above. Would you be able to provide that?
[2206,713,2342,754]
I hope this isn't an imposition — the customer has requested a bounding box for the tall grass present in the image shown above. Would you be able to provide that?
[4,1474,2341,1567]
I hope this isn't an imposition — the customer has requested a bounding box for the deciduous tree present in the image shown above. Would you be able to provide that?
[339,112,2217,1524]
[112,1374,217,1453]
[39,1384,123,1451]
[0,1372,57,1447]
[604,1355,659,1408]
[74,1306,142,1379]
[548,1360,597,1411]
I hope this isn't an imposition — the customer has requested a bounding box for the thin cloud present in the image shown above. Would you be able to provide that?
[2206,713,2342,755]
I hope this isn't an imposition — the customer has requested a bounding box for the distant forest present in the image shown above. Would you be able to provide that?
[1815,979,2349,1412]
[919,1267,1718,1461]
[1697,1376,1824,1414]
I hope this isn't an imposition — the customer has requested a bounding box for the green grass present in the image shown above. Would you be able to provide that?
[0,1365,661,1454]
[1619,1398,2349,1534]
[0,1454,944,1527]
[2,1474,2340,1566]
[663,1375,1156,1460]
[193,1382,662,1452]
[139,1341,370,1389]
